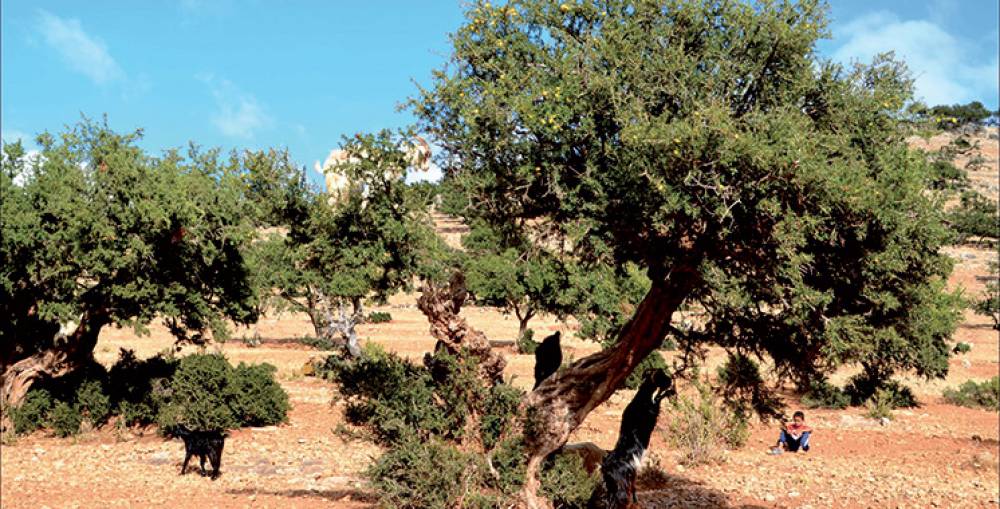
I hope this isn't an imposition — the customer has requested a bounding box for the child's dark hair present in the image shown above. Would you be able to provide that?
[793,410,805,420]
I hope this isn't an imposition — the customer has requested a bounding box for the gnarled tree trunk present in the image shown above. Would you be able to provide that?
[417,272,506,384]
[1,311,108,431]
[518,268,697,508]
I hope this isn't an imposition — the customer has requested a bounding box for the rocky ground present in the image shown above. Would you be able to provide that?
[2,129,998,508]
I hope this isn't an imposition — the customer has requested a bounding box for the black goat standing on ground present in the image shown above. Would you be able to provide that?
[533,331,562,389]
[600,369,675,509]
[170,426,226,480]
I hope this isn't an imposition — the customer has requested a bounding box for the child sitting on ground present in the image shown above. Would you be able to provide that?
[770,410,812,454]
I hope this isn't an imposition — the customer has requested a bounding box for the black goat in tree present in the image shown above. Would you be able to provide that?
[533,331,562,389]
[600,368,675,508]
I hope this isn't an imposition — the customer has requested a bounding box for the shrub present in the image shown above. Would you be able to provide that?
[157,352,289,432]
[952,342,972,354]
[844,374,918,408]
[948,191,999,243]
[49,401,82,437]
[943,377,1000,411]
[295,335,337,350]
[865,389,894,421]
[326,346,471,445]
[489,437,527,495]
[157,353,239,432]
[366,311,393,324]
[801,379,850,409]
[539,453,600,509]
[715,353,783,417]
[367,436,488,509]
[974,262,999,330]
[107,350,178,427]
[10,389,54,435]
[74,378,112,426]
[623,351,668,390]
[480,383,524,450]
[517,328,538,354]
[665,377,749,466]
[226,362,290,426]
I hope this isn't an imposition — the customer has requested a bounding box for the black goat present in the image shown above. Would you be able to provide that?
[533,331,562,389]
[600,369,675,508]
[170,426,226,480]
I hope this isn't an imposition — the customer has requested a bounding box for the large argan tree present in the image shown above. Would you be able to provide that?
[1,119,259,416]
[412,1,962,504]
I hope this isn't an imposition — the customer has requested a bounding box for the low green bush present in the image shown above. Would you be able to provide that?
[539,453,600,509]
[943,376,999,411]
[366,311,393,324]
[801,379,850,409]
[10,389,54,435]
[367,436,489,509]
[844,374,918,408]
[952,342,972,354]
[865,389,895,421]
[49,401,82,437]
[517,328,538,354]
[226,362,290,427]
[158,352,289,432]
[295,335,337,350]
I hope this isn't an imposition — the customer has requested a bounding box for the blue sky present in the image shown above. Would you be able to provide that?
[2,1,997,185]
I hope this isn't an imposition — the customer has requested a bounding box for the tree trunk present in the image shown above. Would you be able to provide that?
[514,306,534,354]
[1,311,108,431]
[417,272,506,384]
[518,268,697,508]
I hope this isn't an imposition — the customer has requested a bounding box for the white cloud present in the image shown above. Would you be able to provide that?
[830,11,999,106]
[36,10,124,85]
[199,74,273,139]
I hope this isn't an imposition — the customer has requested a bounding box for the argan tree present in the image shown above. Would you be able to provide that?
[462,220,575,347]
[1,119,259,416]
[411,1,962,504]
[262,130,441,357]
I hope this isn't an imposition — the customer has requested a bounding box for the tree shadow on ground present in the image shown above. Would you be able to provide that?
[226,487,377,503]
[637,469,769,509]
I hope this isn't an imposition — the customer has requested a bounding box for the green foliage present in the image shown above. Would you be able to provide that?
[367,436,489,509]
[927,160,967,190]
[539,453,601,509]
[517,328,538,354]
[622,351,668,390]
[323,346,474,445]
[294,335,337,351]
[865,389,895,421]
[715,353,783,418]
[225,362,289,427]
[157,352,288,432]
[159,353,240,431]
[666,377,749,466]
[844,373,918,408]
[413,0,963,416]
[107,349,178,427]
[366,311,393,324]
[942,376,1000,411]
[974,262,1000,329]
[480,383,525,450]
[800,379,850,410]
[10,389,53,435]
[948,192,999,243]
[952,342,972,355]
[1,118,261,377]
[927,101,994,128]
[49,401,82,438]
[74,378,111,426]
[463,220,575,338]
